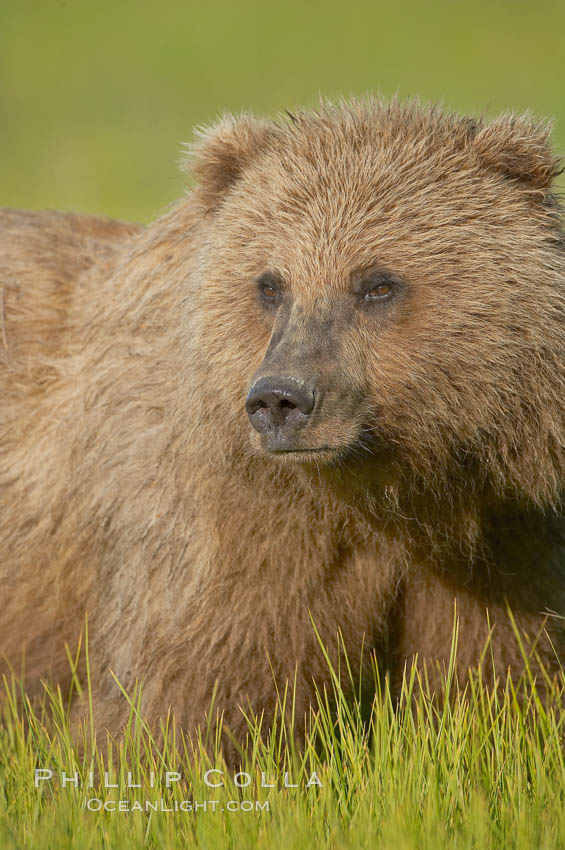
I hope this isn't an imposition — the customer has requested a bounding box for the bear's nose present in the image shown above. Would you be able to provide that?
[245,376,315,433]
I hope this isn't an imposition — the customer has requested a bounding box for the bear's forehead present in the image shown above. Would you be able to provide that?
[223,146,522,292]
[208,105,554,297]
[233,126,510,251]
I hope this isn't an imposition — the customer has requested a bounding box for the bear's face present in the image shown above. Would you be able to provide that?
[187,103,565,502]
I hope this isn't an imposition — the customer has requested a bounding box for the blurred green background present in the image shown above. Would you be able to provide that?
[1,0,564,223]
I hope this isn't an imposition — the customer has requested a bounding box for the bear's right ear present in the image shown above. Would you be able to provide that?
[472,114,562,189]
[183,115,277,214]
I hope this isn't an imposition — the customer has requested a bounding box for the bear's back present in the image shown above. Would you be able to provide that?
[0,208,138,372]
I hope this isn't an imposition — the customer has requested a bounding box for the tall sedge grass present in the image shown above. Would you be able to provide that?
[1,618,564,849]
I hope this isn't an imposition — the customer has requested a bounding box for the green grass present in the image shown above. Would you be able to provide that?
[2,628,565,849]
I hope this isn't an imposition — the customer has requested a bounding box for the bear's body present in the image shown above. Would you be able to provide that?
[1,100,564,745]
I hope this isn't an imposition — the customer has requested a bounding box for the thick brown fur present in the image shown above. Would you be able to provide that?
[1,98,565,753]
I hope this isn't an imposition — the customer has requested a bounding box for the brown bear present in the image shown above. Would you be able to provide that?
[1,98,564,751]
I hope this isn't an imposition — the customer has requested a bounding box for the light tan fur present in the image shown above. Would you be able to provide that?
[1,99,564,751]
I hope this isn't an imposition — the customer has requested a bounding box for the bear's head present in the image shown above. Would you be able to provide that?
[183,99,565,508]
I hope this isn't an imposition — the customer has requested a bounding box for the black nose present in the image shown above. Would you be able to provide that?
[245,376,315,433]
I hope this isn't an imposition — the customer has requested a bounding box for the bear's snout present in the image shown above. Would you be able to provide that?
[245,375,315,442]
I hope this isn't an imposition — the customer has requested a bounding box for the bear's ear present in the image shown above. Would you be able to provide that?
[473,115,562,189]
[183,115,277,213]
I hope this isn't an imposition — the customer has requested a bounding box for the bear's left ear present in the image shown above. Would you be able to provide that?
[473,115,562,189]
[183,114,278,214]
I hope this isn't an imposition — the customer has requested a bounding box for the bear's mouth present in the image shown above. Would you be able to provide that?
[271,447,332,453]
[267,445,337,463]
[255,423,389,465]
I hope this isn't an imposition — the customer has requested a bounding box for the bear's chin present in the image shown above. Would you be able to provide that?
[253,435,400,490]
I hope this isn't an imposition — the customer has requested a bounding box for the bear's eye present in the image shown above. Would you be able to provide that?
[256,272,282,306]
[355,268,402,305]
[365,282,393,300]
[260,283,277,300]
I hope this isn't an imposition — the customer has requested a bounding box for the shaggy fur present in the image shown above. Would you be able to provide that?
[1,99,565,750]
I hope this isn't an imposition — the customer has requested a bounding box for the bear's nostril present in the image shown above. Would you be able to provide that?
[247,399,267,414]
[280,399,296,410]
